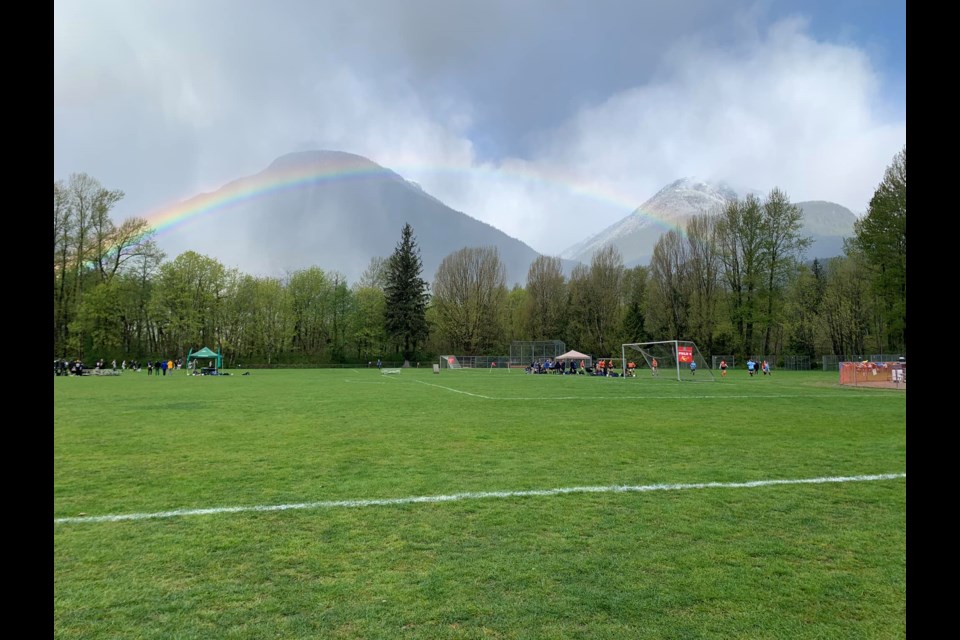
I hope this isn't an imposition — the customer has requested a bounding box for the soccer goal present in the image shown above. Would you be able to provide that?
[622,340,716,382]
[439,355,511,372]
[439,355,463,370]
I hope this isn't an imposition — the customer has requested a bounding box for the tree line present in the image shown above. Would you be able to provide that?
[53,145,905,367]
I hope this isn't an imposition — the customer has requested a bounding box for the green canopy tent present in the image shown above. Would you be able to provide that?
[187,347,223,374]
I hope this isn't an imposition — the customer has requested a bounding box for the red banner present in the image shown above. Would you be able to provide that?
[677,345,693,363]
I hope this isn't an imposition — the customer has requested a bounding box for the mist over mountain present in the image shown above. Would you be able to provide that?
[154,155,857,287]
[560,178,857,267]
[155,150,575,287]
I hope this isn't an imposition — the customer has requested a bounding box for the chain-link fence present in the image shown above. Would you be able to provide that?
[510,341,566,366]
[781,355,811,370]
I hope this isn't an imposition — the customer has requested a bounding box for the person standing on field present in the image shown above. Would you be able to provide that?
[719,360,728,377]
[689,360,697,375]
[651,358,658,377]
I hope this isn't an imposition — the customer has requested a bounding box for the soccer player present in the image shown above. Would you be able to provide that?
[719,359,728,377]
[689,360,697,375]
[651,358,658,377]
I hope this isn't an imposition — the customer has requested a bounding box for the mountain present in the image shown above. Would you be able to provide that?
[791,200,858,261]
[560,178,739,265]
[156,150,571,287]
[560,178,857,267]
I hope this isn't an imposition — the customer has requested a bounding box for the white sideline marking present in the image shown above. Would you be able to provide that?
[491,393,894,400]
[413,379,493,398]
[54,473,904,525]
[413,378,897,401]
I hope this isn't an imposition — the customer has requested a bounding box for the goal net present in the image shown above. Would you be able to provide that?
[438,355,512,371]
[439,355,463,369]
[621,340,716,382]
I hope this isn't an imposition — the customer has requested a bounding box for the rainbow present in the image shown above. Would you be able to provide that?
[134,152,683,242]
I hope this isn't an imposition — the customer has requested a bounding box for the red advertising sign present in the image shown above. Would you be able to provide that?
[677,345,693,363]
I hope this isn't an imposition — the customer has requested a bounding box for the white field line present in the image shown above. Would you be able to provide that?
[413,379,493,398]
[488,393,896,400]
[414,377,897,401]
[412,378,900,401]
[54,473,905,525]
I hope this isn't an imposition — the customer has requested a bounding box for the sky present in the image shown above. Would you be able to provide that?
[54,0,906,261]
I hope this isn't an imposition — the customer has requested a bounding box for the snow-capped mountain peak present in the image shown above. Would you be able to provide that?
[560,177,739,262]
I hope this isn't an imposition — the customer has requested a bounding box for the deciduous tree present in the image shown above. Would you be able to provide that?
[432,246,507,354]
[850,145,906,352]
[523,255,567,341]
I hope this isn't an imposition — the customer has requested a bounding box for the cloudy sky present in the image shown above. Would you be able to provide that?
[54,0,905,258]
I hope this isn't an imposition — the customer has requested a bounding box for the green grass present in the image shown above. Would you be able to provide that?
[54,368,906,639]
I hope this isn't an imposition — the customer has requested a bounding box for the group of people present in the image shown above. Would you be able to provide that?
[591,359,639,377]
[423,354,775,378]
[746,359,771,376]
[525,358,638,376]
[148,359,180,375]
[55,357,190,376]
[54,358,145,375]
[527,359,582,374]
[54,359,85,376]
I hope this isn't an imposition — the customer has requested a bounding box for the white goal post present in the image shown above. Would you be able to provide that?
[621,340,716,382]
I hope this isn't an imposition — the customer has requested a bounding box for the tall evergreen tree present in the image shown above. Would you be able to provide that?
[383,223,430,366]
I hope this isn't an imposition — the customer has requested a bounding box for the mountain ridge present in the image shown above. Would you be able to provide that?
[154,154,857,285]
[561,177,857,266]
[156,150,574,287]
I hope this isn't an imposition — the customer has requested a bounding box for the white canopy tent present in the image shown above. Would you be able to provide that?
[553,350,592,366]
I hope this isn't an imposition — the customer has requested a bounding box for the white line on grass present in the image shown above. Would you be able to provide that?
[54,473,905,525]
[413,379,493,398]
[412,379,898,401]
[491,393,894,400]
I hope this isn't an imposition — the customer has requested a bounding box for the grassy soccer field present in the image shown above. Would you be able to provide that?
[54,367,906,639]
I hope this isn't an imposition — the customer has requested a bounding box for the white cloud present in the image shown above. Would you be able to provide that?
[54,1,905,260]
[405,16,904,252]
